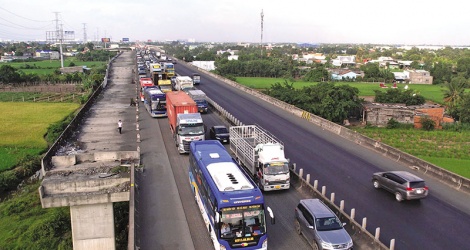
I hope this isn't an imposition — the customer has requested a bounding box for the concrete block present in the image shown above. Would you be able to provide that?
[94,152,119,162]
[76,153,95,163]
[52,155,76,168]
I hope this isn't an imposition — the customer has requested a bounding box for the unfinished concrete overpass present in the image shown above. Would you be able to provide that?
[39,51,138,249]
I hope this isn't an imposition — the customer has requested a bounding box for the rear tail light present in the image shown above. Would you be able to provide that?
[406,187,413,191]
[424,186,429,190]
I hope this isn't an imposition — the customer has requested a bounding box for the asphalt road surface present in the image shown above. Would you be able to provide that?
[173,60,470,250]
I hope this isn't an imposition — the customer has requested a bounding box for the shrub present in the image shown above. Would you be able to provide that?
[421,116,436,131]
[386,118,400,129]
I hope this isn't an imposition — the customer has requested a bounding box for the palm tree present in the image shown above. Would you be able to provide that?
[443,77,467,108]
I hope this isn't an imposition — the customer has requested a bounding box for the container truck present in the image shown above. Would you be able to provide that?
[229,125,290,191]
[187,89,208,113]
[174,76,194,92]
[166,91,205,154]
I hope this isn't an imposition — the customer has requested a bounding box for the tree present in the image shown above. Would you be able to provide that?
[454,93,470,123]
[443,77,467,118]
[374,88,425,105]
[0,65,22,84]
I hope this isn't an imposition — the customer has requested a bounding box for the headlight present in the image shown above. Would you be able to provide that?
[262,239,267,248]
[321,242,333,248]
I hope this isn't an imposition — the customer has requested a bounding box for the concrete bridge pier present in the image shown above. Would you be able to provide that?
[71,203,115,249]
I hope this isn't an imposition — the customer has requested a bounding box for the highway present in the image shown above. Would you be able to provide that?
[135,80,312,249]
[171,60,470,250]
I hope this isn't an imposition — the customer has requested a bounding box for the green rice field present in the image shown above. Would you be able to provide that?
[7,60,106,75]
[0,102,79,171]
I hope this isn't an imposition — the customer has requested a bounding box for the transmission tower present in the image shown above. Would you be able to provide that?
[82,23,87,43]
[260,9,264,57]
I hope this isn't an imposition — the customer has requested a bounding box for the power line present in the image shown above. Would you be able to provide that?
[0,7,51,22]
[0,16,53,30]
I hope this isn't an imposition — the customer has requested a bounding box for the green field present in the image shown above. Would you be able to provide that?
[236,77,447,104]
[353,127,470,178]
[0,102,80,171]
[6,59,107,75]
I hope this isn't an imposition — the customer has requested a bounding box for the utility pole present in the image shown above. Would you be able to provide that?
[260,9,264,57]
[59,24,64,68]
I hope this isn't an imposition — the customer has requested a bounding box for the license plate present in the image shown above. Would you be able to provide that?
[416,190,423,194]
[275,185,281,189]
[223,139,227,142]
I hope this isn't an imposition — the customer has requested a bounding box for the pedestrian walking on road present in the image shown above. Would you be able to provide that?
[118,120,123,134]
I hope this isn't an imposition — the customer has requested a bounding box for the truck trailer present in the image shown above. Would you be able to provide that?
[173,76,194,92]
[229,125,290,191]
[166,91,205,153]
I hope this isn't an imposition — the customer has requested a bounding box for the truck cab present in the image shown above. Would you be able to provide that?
[176,113,205,153]
[192,73,201,85]
[187,89,208,113]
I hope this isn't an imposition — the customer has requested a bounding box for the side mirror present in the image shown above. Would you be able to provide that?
[215,212,220,229]
[267,207,275,225]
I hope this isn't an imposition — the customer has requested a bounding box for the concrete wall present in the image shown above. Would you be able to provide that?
[51,151,140,168]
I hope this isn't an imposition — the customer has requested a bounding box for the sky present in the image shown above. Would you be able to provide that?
[1,0,469,46]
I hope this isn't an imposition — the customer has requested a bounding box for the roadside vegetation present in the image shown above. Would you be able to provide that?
[236,77,448,104]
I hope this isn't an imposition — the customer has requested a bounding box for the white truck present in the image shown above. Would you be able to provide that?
[230,125,290,191]
[174,76,194,92]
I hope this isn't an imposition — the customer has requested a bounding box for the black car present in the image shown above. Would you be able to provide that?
[209,125,229,143]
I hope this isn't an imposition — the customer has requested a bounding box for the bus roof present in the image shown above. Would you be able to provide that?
[146,88,164,95]
[190,140,263,208]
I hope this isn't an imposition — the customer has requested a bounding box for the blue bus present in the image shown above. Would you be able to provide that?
[143,86,167,117]
[189,140,275,250]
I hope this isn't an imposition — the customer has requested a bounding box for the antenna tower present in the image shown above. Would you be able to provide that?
[260,9,264,56]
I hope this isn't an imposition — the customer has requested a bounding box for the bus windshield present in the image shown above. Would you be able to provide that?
[264,162,289,175]
[179,123,204,136]
[220,205,266,239]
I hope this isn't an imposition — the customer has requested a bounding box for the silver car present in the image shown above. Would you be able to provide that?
[372,171,429,202]
[295,199,353,250]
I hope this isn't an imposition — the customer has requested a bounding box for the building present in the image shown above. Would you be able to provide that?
[362,102,451,128]
[331,55,356,67]
[35,50,60,59]
[192,61,216,71]
[404,70,433,84]
[330,69,363,81]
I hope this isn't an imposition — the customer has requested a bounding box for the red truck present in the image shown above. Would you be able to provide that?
[166,91,205,153]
